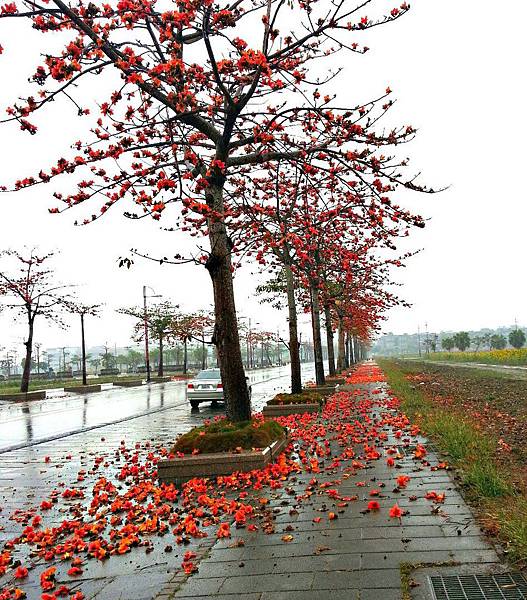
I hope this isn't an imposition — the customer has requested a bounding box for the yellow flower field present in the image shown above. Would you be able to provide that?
[432,348,527,366]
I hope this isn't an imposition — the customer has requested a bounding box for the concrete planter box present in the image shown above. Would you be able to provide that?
[150,376,172,383]
[303,384,337,396]
[325,377,347,385]
[64,384,102,394]
[262,403,319,417]
[158,435,289,485]
[0,390,46,402]
[113,380,144,387]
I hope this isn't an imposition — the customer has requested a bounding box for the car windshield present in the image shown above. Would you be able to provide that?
[195,370,221,380]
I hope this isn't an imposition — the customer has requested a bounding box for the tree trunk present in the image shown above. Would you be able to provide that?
[336,315,346,372]
[183,337,188,374]
[324,304,336,376]
[309,280,325,386]
[205,184,250,421]
[21,315,34,393]
[81,313,87,386]
[285,264,302,393]
[158,333,164,377]
[345,332,350,368]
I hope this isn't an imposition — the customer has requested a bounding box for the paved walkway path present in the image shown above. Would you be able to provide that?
[162,364,502,600]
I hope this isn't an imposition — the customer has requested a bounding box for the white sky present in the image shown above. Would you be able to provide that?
[1,0,526,354]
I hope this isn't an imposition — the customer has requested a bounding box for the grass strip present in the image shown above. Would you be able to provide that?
[379,359,527,567]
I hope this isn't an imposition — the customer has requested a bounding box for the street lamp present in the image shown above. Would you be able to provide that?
[143,286,162,383]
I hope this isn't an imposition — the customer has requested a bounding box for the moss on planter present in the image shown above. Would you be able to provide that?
[268,391,323,405]
[172,419,284,455]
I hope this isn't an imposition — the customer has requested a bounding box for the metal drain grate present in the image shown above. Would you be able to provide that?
[430,573,527,600]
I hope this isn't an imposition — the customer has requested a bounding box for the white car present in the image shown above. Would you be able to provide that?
[187,368,223,409]
[187,368,252,410]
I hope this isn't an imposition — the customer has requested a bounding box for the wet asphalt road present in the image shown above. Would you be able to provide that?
[0,363,318,599]
[0,364,317,453]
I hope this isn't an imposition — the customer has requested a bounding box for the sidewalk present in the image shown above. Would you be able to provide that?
[158,363,502,600]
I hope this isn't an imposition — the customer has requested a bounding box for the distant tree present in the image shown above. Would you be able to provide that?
[125,349,143,373]
[480,332,492,351]
[508,329,526,349]
[425,333,438,353]
[89,356,101,375]
[172,312,215,374]
[490,334,507,350]
[119,301,180,377]
[472,335,485,352]
[0,250,73,392]
[65,301,101,384]
[453,332,471,352]
[441,337,455,352]
[100,346,116,370]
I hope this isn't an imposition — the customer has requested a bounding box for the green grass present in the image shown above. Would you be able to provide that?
[268,390,324,405]
[378,359,510,501]
[0,375,148,395]
[379,358,527,566]
[495,497,527,564]
[172,419,285,454]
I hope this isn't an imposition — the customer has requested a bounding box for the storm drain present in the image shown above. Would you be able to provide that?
[430,573,527,600]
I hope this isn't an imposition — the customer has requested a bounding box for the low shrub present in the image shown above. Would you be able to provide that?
[268,391,323,405]
[172,419,285,455]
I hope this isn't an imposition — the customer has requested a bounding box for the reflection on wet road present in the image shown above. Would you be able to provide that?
[0,363,319,599]
[0,364,317,452]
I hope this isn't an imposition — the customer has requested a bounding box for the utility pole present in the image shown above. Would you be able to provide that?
[143,286,151,382]
[417,325,422,358]
[248,318,252,369]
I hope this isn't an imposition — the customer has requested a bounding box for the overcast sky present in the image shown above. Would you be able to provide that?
[0,0,526,355]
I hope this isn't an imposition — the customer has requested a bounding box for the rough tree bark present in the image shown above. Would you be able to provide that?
[81,313,87,386]
[158,332,164,377]
[183,337,188,375]
[21,311,34,393]
[309,280,326,386]
[345,332,351,368]
[337,315,346,372]
[206,184,250,421]
[284,264,302,394]
[324,304,336,376]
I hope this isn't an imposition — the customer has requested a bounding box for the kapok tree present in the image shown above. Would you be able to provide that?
[238,152,425,385]
[119,301,179,377]
[65,301,102,385]
[0,0,422,420]
[0,250,73,392]
[171,312,214,374]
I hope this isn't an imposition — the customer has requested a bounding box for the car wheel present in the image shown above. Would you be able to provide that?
[190,400,200,410]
